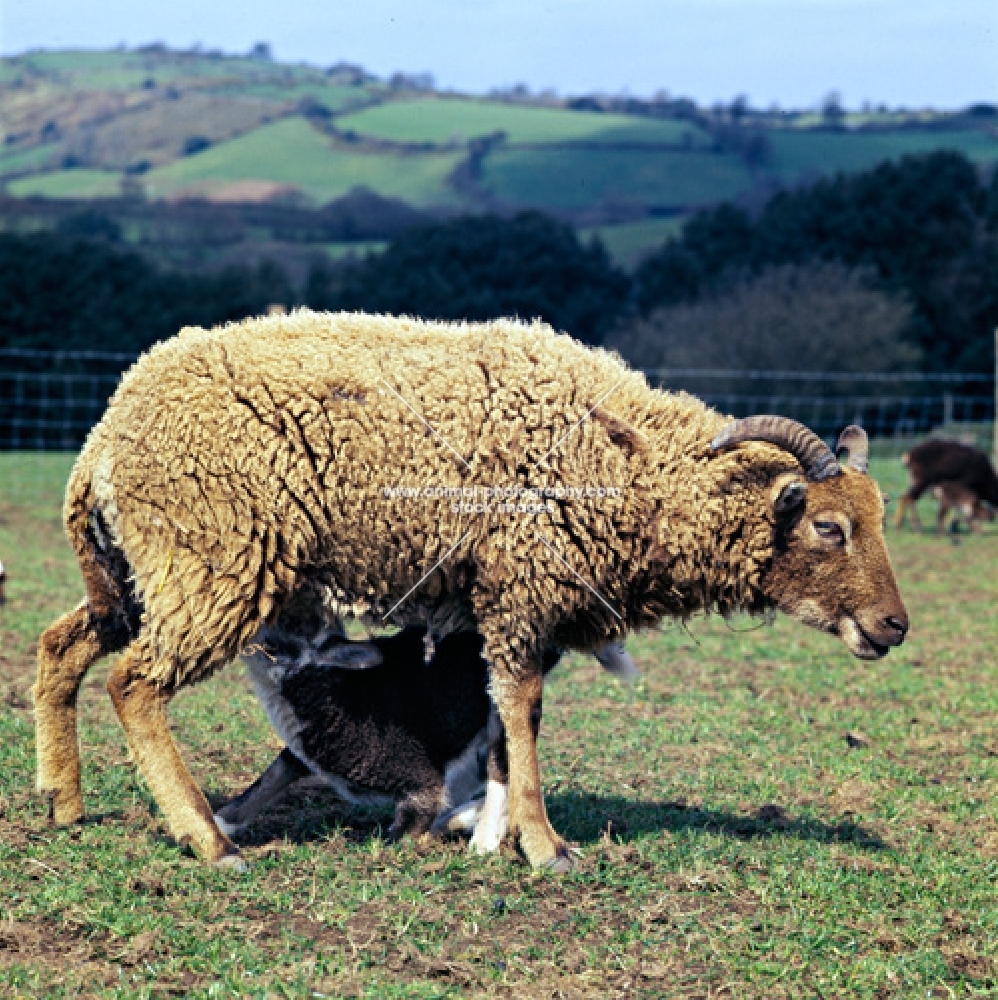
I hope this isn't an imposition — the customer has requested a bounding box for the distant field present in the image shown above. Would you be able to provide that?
[145,117,465,206]
[768,128,998,180]
[7,168,122,199]
[228,82,376,114]
[580,217,685,268]
[8,49,330,90]
[0,142,59,177]
[324,239,388,261]
[3,46,997,274]
[336,97,710,146]
[482,147,754,212]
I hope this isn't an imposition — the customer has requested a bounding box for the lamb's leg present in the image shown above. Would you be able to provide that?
[469,706,509,854]
[215,747,311,838]
[935,497,949,533]
[34,602,120,824]
[106,641,243,868]
[388,785,447,842]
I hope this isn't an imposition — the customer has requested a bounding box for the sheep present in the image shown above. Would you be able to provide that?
[216,589,636,843]
[895,437,998,531]
[34,310,908,872]
[930,481,995,535]
[0,559,5,604]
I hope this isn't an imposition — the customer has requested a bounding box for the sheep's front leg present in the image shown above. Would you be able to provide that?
[106,642,245,869]
[484,648,572,872]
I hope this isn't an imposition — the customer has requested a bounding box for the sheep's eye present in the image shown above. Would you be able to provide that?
[814,520,845,545]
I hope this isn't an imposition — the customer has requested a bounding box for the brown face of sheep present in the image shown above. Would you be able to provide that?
[712,419,909,660]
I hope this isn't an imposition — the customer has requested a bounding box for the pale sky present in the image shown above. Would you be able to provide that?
[1,0,995,109]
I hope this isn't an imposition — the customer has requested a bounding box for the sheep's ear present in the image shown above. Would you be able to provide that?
[314,644,383,670]
[773,479,808,515]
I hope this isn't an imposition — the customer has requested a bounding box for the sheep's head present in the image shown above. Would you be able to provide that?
[712,418,908,660]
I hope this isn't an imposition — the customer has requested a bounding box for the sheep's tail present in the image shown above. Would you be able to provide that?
[63,464,142,644]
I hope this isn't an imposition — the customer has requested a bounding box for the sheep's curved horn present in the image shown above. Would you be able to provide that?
[710,415,841,482]
[835,424,868,474]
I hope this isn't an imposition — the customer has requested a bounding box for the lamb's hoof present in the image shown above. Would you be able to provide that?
[536,845,579,874]
[213,851,249,873]
[213,813,241,839]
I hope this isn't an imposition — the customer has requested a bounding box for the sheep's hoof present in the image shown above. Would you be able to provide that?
[213,851,249,873]
[535,845,579,874]
[42,788,84,827]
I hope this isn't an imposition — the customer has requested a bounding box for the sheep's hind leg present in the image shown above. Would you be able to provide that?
[106,641,244,869]
[34,602,121,825]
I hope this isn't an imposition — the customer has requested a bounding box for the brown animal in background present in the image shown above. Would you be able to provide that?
[34,311,908,873]
[895,438,998,531]
[930,482,995,534]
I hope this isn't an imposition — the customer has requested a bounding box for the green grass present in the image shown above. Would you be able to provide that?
[2,449,997,996]
[324,240,389,261]
[768,128,998,181]
[0,143,61,178]
[580,216,685,268]
[482,147,754,212]
[226,82,374,114]
[143,117,464,207]
[336,97,710,146]
[6,169,122,199]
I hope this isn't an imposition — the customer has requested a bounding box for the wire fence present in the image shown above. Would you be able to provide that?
[1,350,994,454]
[644,369,995,455]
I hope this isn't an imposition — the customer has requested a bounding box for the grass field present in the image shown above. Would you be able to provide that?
[6,169,123,200]
[335,98,709,147]
[767,129,998,182]
[0,143,61,178]
[580,217,685,268]
[482,147,755,212]
[144,117,465,207]
[1,450,997,998]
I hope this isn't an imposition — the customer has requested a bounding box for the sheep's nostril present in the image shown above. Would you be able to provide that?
[883,615,908,639]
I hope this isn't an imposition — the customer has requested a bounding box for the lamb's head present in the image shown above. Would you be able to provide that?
[712,417,908,660]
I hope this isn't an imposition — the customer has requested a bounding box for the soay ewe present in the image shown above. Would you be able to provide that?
[35,311,907,871]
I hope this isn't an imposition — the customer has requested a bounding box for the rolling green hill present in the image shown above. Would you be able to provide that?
[144,117,463,206]
[766,127,998,181]
[482,147,755,212]
[336,97,708,146]
[2,46,996,269]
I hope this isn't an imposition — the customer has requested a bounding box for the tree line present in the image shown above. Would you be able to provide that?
[1,150,994,372]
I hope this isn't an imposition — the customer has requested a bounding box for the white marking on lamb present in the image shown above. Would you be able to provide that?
[431,797,485,836]
[469,779,509,854]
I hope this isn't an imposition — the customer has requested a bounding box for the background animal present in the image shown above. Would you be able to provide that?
[895,438,998,531]
[34,310,907,873]
[930,481,996,534]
